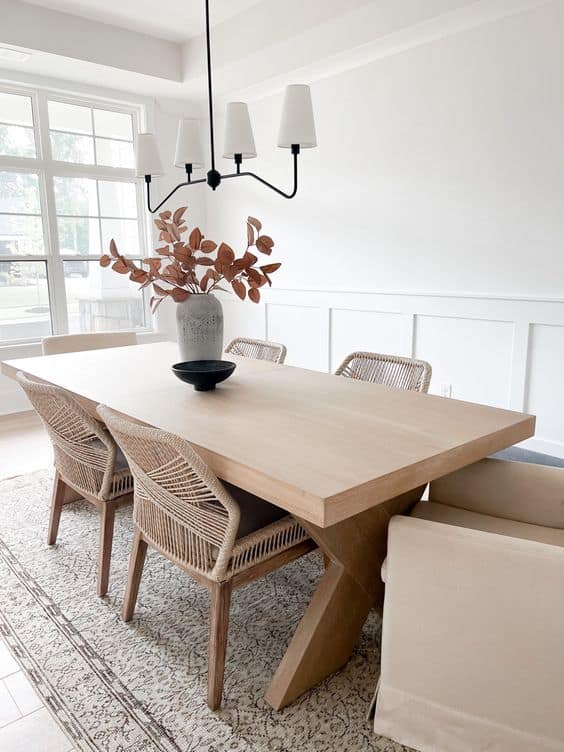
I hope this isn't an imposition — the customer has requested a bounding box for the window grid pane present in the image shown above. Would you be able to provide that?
[0,171,42,214]
[98,180,137,218]
[58,217,101,257]
[0,215,45,255]
[0,92,34,127]
[63,259,146,334]
[0,260,52,342]
[51,131,95,164]
[0,172,45,256]
[93,109,133,140]
[54,176,99,216]
[95,138,135,168]
[0,125,36,158]
[0,93,36,158]
[48,101,92,134]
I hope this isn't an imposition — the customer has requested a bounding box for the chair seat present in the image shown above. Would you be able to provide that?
[89,437,129,471]
[224,483,312,575]
[209,482,307,572]
[221,481,288,539]
[411,500,564,547]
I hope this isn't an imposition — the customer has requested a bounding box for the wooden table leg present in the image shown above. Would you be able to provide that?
[265,485,425,710]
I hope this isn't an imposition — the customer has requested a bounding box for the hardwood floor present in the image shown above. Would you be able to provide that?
[0,413,73,750]
[0,412,52,480]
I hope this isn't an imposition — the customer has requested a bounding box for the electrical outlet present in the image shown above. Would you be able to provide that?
[440,383,452,398]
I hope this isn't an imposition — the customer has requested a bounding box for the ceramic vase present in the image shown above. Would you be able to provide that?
[175,293,223,362]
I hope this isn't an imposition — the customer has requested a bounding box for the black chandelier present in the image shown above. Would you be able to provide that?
[135,0,317,213]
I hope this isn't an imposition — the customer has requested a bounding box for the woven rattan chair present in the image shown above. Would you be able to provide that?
[335,351,432,393]
[42,331,137,356]
[225,337,287,364]
[16,373,133,597]
[97,405,314,710]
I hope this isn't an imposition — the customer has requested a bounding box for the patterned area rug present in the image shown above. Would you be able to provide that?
[0,470,411,752]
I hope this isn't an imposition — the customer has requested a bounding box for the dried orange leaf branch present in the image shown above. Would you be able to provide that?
[100,208,281,314]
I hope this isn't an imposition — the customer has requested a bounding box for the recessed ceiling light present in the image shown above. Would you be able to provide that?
[0,47,32,63]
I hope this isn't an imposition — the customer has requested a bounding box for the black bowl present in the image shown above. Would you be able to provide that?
[172,360,236,391]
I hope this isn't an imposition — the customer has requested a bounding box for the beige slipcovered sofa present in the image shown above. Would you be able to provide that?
[373,458,564,752]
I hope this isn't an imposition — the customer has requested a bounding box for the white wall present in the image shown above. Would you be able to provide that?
[209,0,564,456]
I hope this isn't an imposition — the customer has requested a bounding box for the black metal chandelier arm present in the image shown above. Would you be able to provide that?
[223,170,297,199]
[144,176,207,214]
[222,147,300,199]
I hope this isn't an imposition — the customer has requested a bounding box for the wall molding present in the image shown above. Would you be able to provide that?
[222,286,564,458]
[268,285,564,305]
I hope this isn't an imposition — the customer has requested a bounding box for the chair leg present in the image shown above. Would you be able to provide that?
[97,502,116,597]
[47,471,66,546]
[207,580,233,710]
[122,530,148,622]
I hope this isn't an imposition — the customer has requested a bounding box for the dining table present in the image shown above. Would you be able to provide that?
[1,341,535,709]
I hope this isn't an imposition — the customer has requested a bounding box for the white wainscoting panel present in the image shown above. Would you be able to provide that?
[267,304,328,371]
[330,309,412,373]
[414,315,514,407]
[222,298,266,349]
[526,324,564,447]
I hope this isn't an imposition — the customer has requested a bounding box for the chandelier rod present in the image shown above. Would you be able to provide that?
[204,0,216,173]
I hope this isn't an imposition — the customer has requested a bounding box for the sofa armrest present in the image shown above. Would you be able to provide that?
[429,457,564,527]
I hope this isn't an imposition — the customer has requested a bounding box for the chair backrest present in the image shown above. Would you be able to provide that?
[335,351,432,393]
[225,337,287,365]
[42,331,137,356]
[16,372,117,499]
[97,405,241,582]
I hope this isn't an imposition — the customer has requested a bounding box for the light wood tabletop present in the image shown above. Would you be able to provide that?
[2,341,534,527]
[2,341,535,708]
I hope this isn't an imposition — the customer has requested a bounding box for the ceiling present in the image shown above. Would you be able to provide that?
[1,0,549,101]
[24,0,264,42]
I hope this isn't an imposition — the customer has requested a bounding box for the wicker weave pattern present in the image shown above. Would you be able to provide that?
[16,372,133,501]
[225,337,287,365]
[335,351,432,393]
[229,516,309,576]
[98,406,309,582]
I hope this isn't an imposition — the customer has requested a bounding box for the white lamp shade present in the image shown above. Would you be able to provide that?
[277,84,317,149]
[174,119,204,169]
[135,133,164,177]
[223,102,257,160]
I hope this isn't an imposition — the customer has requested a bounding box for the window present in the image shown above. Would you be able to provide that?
[0,87,147,344]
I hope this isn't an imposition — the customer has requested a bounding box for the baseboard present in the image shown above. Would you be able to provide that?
[520,436,564,460]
